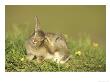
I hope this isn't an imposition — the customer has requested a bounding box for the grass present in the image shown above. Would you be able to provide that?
[5,34,106,72]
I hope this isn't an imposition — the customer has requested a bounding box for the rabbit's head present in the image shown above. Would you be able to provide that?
[31,16,45,47]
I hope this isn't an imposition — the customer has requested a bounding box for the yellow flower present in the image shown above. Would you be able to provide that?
[75,51,81,56]
[93,42,99,47]
[21,58,24,61]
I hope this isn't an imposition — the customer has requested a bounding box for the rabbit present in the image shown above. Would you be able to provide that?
[25,16,70,64]
[25,16,47,63]
[25,16,57,63]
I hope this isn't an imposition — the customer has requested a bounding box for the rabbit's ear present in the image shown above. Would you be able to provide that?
[35,16,40,32]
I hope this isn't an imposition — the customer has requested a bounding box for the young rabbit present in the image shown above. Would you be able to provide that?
[25,16,70,64]
[25,16,46,63]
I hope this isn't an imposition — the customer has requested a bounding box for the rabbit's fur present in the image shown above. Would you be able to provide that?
[44,32,70,63]
[25,16,70,64]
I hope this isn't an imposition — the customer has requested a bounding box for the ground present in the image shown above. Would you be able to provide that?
[5,35,106,72]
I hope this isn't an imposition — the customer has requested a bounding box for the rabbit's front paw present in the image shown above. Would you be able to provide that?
[36,56,45,63]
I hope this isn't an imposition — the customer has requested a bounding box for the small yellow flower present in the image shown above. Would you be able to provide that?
[93,42,99,47]
[21,58,24,61]
[75,51,81,56]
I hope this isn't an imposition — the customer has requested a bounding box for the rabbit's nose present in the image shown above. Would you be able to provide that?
[32,39,38,44]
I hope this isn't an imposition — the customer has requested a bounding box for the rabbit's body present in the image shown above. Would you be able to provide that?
[25,16,70,64]
[44,32,70,64]
[44,32,68,51]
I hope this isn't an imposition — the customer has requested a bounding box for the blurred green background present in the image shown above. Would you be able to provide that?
[5,5,106,47]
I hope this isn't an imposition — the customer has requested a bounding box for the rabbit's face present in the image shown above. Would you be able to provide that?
[31,30,45,47]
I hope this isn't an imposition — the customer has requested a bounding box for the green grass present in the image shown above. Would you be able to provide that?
[5,35,106,72]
